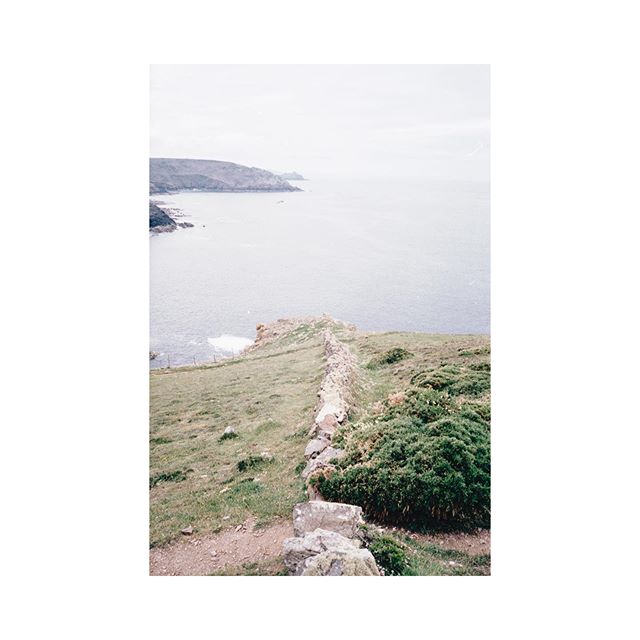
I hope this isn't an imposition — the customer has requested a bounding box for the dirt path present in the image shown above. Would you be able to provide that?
[401,528,491,556]
[149,517,293,576]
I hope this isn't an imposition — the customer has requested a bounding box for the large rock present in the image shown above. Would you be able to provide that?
[304,437,330,459]
[315,401,347,425]
[149,201,176,230]
[283,528,357,574]
[301,548,380,576]
[301,447,345,480]
[283,528,380,576]
[292,501,364,540]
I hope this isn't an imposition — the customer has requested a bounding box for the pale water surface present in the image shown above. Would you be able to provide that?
[150,177,489,368]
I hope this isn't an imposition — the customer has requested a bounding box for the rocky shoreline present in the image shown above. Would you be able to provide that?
[149,201,194,234]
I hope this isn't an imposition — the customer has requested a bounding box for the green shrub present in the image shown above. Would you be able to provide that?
[384,388,453,423]
[368,347,413,368]
[219,430,239,441]
[316,413,490,528]
[411,364,490,397]
[368,535,409,576]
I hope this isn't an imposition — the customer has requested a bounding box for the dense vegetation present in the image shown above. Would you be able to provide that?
[314,360,490,529]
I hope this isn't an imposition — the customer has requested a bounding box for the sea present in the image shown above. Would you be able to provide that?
[150,176,489,368]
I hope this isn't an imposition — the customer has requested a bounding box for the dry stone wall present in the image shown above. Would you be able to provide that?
[283,330,381,576]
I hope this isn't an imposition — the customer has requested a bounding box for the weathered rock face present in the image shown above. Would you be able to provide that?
[292,501,364,540]
[149,201,176,231]
[283,528,357,574]
[283,526,380,576]
[304,437,330,459]
[150,158,302,194]
[300,547,380,576]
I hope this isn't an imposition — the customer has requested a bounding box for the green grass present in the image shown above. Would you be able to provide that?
[401,535,491,576]
[149,323,334,547]
[150,320,490,575]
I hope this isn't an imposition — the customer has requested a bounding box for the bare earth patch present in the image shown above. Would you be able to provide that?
[149,517,293,576]
[404,528,491,556]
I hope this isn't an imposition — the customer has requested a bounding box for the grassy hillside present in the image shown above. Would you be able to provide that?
[149,318,490,575]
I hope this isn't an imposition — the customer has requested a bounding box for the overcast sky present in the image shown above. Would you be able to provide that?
[150,65,489,181]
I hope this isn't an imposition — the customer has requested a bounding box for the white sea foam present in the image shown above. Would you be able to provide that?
[207,334,254,354]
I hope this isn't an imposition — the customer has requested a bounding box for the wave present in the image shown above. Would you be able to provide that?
[207,334,254,354]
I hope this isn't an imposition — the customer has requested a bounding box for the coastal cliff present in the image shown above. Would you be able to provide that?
[149,201,176,232]
[150,158,302,194]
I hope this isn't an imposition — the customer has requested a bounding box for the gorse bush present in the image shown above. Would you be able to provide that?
[367,347,413,369]
[378,348,412,365]
[316,414,490,528]
[411,363,490,397]
[316,359,490,529]
[383,388,454,423]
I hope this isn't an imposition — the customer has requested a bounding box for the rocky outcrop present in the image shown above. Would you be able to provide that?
[150,158,302,194]
[149,201,177,232]
[278,171,306,180]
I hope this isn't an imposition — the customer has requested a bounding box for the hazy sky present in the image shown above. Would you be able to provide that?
[150,65,489,181]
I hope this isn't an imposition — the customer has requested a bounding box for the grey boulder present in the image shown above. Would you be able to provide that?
[292,501,364,540]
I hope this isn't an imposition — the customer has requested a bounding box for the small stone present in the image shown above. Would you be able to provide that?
[235,524,243,532]
[223,426,235,436]
[223,516,230,520]
[219,487,229,494]
[181,526,193,535]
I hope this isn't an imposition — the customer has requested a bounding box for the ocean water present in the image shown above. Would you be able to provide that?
[150,177,489,368]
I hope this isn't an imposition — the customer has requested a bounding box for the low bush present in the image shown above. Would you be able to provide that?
[219,430,239,441]
[411,364,490,397]
[368,347,413,368]
[384,388,454,423]
[315,413,490,528]
[368,535,410,576]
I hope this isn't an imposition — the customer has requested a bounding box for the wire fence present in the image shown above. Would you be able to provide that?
[149,350,240,369]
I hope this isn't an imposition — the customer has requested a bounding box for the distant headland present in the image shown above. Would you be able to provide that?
[278,171,306,181]
[150,158,302,195]
[149,157,302,232]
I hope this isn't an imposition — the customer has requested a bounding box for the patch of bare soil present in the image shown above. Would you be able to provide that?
[407,528,491,556]
[149,517,293,576]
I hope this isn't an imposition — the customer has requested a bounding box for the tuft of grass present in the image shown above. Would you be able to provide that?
[237,455,274,472]
[219,431,239,441]
[368,534,410,576]
[149,469,189,488]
